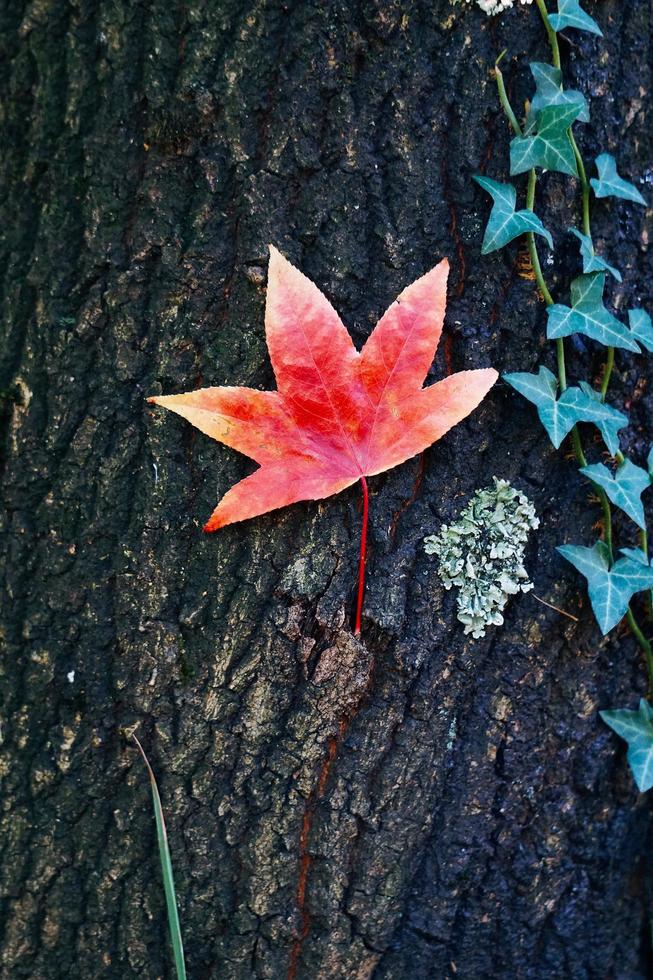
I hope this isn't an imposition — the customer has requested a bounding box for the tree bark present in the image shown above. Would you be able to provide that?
[1,0,652,977]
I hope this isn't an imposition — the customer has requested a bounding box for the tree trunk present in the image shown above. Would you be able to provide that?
[2,0,652,977]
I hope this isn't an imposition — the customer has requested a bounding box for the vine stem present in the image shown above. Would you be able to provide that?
[642,528,653,620]
[534,0,561,69]
[532,0,618,561]
[493,43,653,665]
[600,346,615,400]
[354,476,369,635]
[494,68,574,426]
[535,0,616,406]
[526,170,555,306]
[534,0,652,657]
[570,132,592,238]
[494,52,522,137]
[627,609,653,693]
[569,122,619,401]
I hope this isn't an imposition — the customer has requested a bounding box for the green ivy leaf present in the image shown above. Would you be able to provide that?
[621,552,653,602]
[590,153,647,205]
[504,366,572,448]
[547,273,640,352]
[510,104,582,178]
[562,383,628,455]
[649,446,653,478]
[618,550,653,586]
[628,309,653,352]
[473,176,553,254]
[503,368,628,454]
[600,700,653,793]
[580,459,651,530]
[549,0,603,36]
[525,63,589,133]
[619,547,653,612]
[569,229,622,282]
[620,547,650,567]
[558,541,653,635]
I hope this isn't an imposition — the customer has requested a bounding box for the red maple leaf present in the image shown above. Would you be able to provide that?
[149,246,497,632]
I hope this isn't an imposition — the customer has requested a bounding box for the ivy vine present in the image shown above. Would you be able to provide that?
[475,0,653,791]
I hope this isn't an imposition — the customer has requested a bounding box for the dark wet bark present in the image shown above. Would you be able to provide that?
[1,1,653,977]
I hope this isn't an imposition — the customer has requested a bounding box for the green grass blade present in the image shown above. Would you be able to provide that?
[133,735,187,980]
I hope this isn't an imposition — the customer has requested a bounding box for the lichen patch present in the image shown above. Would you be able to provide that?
[424,478,539,638]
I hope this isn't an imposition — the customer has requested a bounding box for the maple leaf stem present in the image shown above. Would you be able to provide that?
[354,476,369,635]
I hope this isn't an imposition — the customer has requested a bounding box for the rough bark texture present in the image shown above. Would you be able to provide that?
[1,1,653,977]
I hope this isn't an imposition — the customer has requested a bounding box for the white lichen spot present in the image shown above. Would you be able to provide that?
[446,716,458,751]
[452,0,534,14]
[424,478,539,638]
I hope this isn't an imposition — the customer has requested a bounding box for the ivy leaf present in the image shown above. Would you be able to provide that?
[628,309,653,352]
[619,548,653,611]
[547,273,640,352]
[149,247,497,530]
[569,228,622,283]
[473,176,553,254]
[557,540,623,634]
[503,367,628,453]
[549,0,603,36]
[620,547,650,567]
[649,446,653,478]
[504,366,574,448]
[580,459,651,530]
[617,550,653,588]
[590,153,647,205]
[560,383,628,456]
[526,63,589,132]
[600,700,653,793]
[510,104,582,178]
[558,541,653,635]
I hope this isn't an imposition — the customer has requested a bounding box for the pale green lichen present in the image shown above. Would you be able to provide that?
[424,478,539,638]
